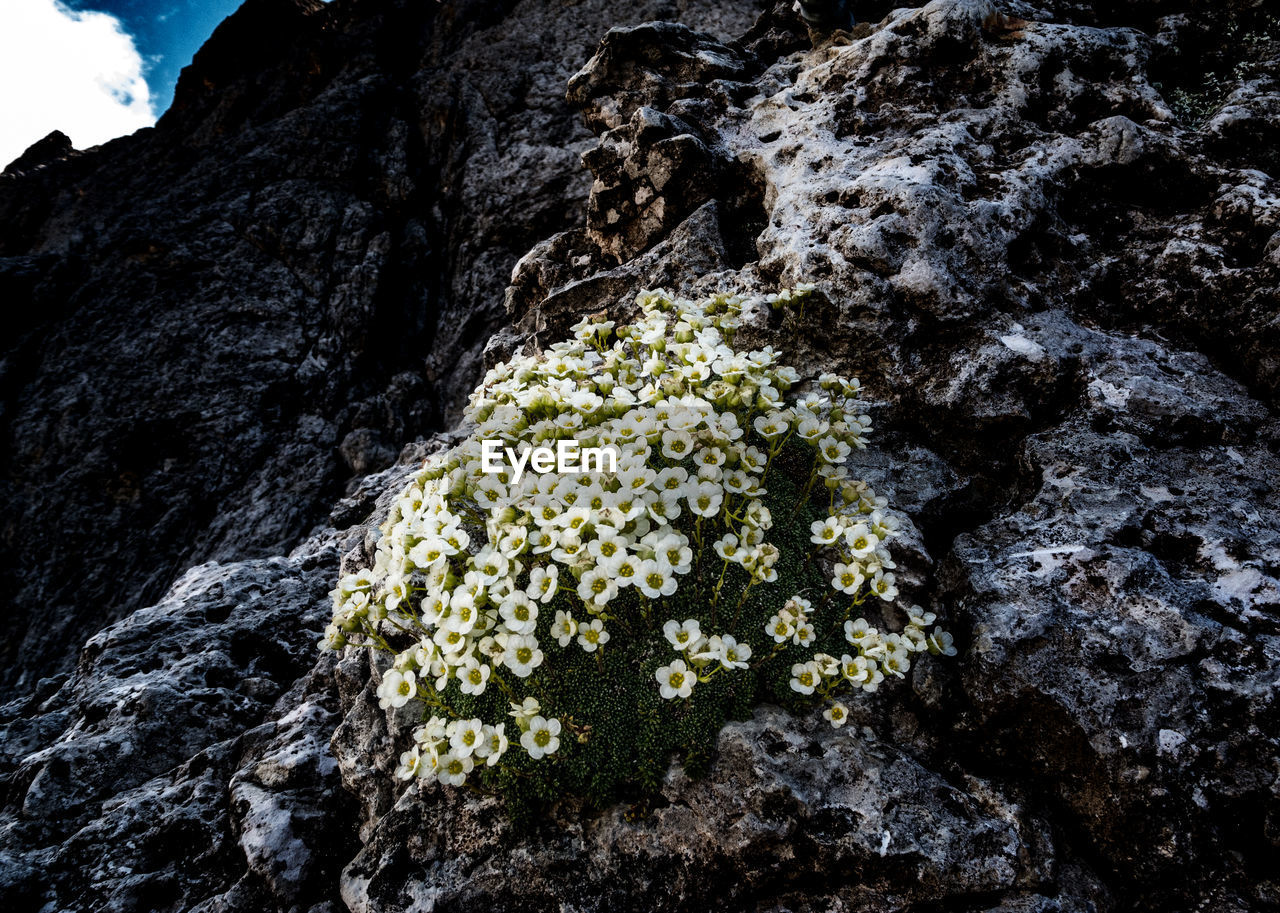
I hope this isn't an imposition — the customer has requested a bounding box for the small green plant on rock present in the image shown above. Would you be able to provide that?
[1157,13,1280,128]
[321,287,955,811]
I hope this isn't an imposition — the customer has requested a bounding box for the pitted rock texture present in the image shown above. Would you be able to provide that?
[336,704,1066,913]
[2,0,1279,912]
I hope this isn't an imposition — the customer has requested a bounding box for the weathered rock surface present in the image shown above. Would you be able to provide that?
[338,703,1069,913]
[2,0,1279,911]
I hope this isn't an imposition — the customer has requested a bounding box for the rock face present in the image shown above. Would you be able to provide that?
[0,0,767,691]
[2,0,1279,911]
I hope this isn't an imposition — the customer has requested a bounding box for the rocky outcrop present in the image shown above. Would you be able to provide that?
[0,0,767,692]
[2,0,1279,911]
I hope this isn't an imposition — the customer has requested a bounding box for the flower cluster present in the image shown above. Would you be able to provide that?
[323,286,955,802]
[777,601,957,727]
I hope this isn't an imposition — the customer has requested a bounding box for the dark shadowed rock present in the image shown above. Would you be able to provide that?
[2,130,76,176]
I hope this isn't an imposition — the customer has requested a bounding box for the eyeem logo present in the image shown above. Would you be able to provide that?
[481,439,619,484]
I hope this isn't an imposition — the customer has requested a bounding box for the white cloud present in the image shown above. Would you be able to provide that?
[0,0,155,168]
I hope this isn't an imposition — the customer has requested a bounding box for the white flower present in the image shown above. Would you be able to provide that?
[883,646,911,678]
[691,634,724,666]
[715,634,751,670]
[557,506,591,534]
[379,669,416,710]
[796,416,829,441]
[789,661,821,695]
[499,592,539,634]
[456,658,491,696]
[818,436,851,463]
[528,528,555,554]
[395,746,423,780]
[655,659,695,699]
[653,532,693,575]
[766,614,795,643]
[552,610,578,647]
[433,626,468,656]
[663,618,702,651]
[907,605,937,627]
[660,430,694,460]
[577,567,619,607]
[504,634,544,678]
[637,560,678,598]
[902,626,929,653]
[844,617,872,644]
[870,571,898,601]
[844,523,879,558]
[550,531,586,565]
[437,752,474,787]
[696,635,752,670]
[814,652,840,677]
[450,717,485,757]
[713,533,741,562]
[474,723,509,766]
[471,546,510,584]
[521,715,562,759]
[420,591,451,625]
[832,562,864,595]
[785,595,812,617]
[823,702,849,729]
[509,696,541,730]
[526,565,559,603]
[408,539,448,569]
[587,530,628,571]
[928,627,958,656]
[810,517,842,545]
[752,411,788,440]
[577,619,610,652]
[740,446,766,472]
[687,480,723,517]
[614,553,643,589]
[655,465,688,493]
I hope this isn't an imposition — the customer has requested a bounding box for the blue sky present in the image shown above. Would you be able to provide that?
[0,0,245,166]
[64,0,246,114]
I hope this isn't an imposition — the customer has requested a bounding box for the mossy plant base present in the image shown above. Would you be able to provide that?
[322,287,954,817]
